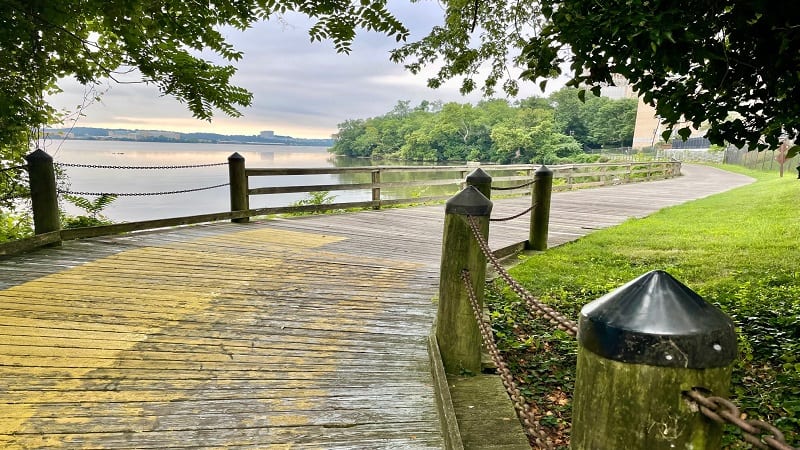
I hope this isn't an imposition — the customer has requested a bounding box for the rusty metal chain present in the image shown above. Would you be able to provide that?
[686,390,797,450]
[492,179,538,191]
[460,269,555,450]
[56,162,228,169]
[466,214,579,336]
[58,183,229,197]
[490,205,534,222]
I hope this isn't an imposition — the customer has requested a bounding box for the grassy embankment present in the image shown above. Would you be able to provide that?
[488,165,799,448]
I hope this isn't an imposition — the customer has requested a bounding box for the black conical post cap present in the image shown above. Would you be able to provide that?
[25,148,52,163]
[445,185,492,216]
[535,164,553,176]
[578,270,737,368]
[466,167,492,184]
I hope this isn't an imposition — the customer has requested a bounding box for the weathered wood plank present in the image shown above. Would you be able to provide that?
[0,164,753,449]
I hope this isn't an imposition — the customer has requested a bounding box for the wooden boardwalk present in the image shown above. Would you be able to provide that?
[0,165,752,449]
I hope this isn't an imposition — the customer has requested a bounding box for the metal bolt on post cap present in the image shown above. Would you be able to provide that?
[578,270,737,369]
[445,185,492,216]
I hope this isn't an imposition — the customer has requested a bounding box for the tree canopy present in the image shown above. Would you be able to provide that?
[329,89,637,163]
[5,0,797,157]
[393,0,800,151]
[3,0,797,176]
[0,0,406,145]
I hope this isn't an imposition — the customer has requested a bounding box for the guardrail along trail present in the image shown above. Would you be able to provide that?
[0,165,754,448]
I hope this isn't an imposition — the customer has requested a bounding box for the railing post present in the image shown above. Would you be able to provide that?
[371,169,381,210]
[567,165,575,189]
[25,149,61,243]
[571,270,737,449]
[465,168,492,199]
[528,165,552,251]
[228,152,249,223]
[437,186,492,375]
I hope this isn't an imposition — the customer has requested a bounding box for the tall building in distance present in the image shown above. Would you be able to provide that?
[597,74,664,149]
[632,98,662,149]
[259,130,275,139]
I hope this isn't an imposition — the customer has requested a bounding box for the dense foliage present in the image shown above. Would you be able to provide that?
[393,0,800,151]
[330,89,636,162]
[489,166,799,447]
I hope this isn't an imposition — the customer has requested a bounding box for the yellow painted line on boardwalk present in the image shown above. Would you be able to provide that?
[0,228,350,448]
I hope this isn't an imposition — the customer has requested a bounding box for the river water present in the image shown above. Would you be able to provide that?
[51,140,454,222]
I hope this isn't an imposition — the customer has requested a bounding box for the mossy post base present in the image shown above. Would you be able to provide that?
[572,350,731,449]
[572,270,737,450]
[228,153,249,223]
[528,165,552,250]
[25,149,61,244]
[437,186,492,375]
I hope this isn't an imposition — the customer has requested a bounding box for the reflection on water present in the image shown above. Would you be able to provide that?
[52,140,461,222]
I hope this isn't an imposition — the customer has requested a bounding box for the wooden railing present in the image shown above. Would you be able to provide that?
[233,160,682,215]
[0,153,680,256]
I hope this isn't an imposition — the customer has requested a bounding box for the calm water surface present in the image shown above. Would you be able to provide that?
[52,140,455,222]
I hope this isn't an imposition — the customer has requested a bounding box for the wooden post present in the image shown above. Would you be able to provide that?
[572,270,737,449]
[528,165,552,251]
[371,169,381,210]
[465,168,492,199]
[25,149,61,244]
[567,165,575,189]
[228,153,249,223]
[437,186,492,375]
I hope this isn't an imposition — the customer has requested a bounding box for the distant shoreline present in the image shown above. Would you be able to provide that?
[46,127,335,147]
[60,137,317,146]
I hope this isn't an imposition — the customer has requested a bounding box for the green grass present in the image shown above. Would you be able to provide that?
[488,165,799,448]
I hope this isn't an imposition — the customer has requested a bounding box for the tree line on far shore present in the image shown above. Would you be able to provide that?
[329,88,637,163]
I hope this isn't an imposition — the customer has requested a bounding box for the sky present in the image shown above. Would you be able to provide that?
[48,3,565,139]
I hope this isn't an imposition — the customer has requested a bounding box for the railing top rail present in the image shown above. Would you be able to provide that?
[246,165,492,176]
[244,161,678,176]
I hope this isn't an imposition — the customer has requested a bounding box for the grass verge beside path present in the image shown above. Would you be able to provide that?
[488,165,799,448]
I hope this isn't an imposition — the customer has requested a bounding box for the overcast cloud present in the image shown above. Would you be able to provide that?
[49,3,562,139]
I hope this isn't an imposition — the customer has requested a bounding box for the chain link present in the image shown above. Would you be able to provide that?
[490,205,534,222]
[58,183,230,197]
[685,390,797,450]
[491,179,538,191]
[460,269,555,450]
[466,214,579,336]
[56,162,228,169]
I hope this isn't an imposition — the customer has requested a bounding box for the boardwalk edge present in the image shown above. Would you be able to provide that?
[428,330,465,450]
